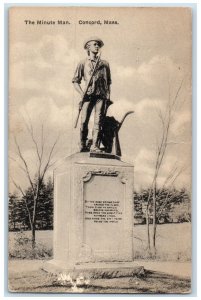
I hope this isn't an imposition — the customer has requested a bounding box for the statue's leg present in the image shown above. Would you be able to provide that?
[91,98,105,151]
[80,101,93,151]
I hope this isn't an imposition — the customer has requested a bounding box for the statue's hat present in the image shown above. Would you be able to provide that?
[84,37,104,49]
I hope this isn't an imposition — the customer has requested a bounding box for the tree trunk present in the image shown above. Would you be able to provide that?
[152,187,156,256]
[31,194,38,249]
[31,224,36,249]
[153,223,157,254]
[146,206,151,251]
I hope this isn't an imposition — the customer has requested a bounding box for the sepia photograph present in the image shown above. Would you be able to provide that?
[8,6,192,294]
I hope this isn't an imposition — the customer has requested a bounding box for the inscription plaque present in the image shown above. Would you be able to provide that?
[85,199,123,223]
[83,174,125,260]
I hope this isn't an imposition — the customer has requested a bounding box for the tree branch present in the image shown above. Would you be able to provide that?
[40,135,60,185]
[14,137,35,193]
[11,177,25,197]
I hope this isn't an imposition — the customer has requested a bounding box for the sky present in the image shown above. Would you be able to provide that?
[8,6,192,192]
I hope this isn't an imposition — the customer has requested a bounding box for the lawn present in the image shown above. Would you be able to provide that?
[133,222,191,261]
[9,223,191,261]
[8,223,191,294]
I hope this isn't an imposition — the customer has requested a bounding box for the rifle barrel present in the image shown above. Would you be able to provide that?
[74,108,81,128]
[74,53,101,128]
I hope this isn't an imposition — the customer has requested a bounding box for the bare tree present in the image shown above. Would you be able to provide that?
[11,120,59,248]
[145,79,185,255]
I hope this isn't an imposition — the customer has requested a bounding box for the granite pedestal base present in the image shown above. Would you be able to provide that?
[43,260,145,279]
[45,152,135,273]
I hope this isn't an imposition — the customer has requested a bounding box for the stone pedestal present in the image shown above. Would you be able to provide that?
[45,152,134,271]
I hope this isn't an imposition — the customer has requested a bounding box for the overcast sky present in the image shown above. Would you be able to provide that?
[9,7,192,192]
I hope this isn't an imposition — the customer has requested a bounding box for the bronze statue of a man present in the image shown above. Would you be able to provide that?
[72,37,112,152]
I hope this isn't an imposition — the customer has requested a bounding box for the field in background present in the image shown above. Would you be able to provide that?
[9,223,191,261]
[133,223,191,261]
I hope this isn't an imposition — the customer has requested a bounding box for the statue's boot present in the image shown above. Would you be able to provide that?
[80,139,89,152]
[91,129,102,152]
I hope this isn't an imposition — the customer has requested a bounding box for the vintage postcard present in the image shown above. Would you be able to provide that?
[8,6,192,294]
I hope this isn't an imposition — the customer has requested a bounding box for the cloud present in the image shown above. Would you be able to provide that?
[171,111,191,132]
[108,97,135,121]
[114,55,185,91]
[39,34,80,65]
[135,97,164,117]
[21,96,73,129]
[10,34,80,92]
[133,147,190,191]
[10,35,79,65]
[10,42,39,64]
[10,61,42,90]
[138,55,178,83]
[10,96,75,139]
[115,66,135,78]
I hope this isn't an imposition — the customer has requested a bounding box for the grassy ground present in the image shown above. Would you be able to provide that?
[8,264,191,294]
[133,223,191,261]
[8,223,191,294]
[9,223,191,261]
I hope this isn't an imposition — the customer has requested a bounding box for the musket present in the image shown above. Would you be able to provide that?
[74,53,101,128]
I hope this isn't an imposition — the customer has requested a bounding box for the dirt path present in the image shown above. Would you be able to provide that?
[8,259,44,274]
[135,260,191,278]
[8,259,191,278]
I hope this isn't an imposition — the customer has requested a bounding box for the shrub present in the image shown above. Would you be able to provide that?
[9,232,53,259]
